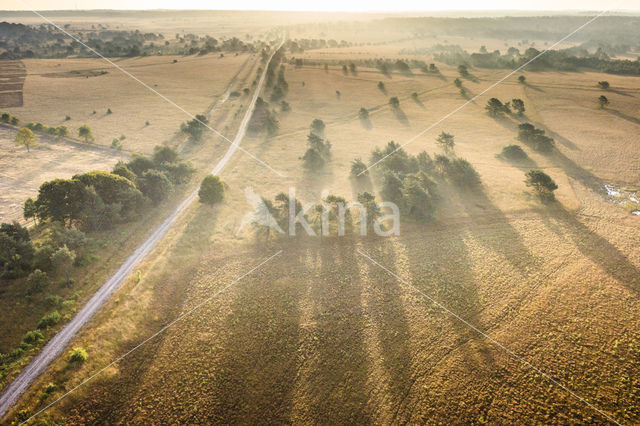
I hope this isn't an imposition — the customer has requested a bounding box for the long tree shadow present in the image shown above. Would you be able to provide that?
[201,244,305,424]
[392,106,409,127]
[606,108,640,127]
[52,206,221,424]
[455,184,541,275]
[300,238,373,423]
[536,204,640,296]
[358,237,416,421]
[390,224,499,421]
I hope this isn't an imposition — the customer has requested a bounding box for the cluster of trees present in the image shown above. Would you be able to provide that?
[362,140,480,220]
[248,97,279,137]
[485,97,525,117]
[0,220,88,291]
[0,21,267,59]
[268,64,288,103]
[517,123,555,152]
[285,38,351,54]
[432,43,640,76]
[180,114,209,142]
[302,119,331,170]
[24,145,194,231]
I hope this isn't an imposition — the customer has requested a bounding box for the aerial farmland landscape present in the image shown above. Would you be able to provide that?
[0,1,639,424]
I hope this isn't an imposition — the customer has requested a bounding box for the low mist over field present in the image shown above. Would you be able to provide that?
[1,6,640,425]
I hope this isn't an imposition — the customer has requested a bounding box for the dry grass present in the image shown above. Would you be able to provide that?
[4,33,640,425]
[0,126,127,223]
[8,53,251,153]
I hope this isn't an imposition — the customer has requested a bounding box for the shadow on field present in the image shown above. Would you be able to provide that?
[392,107,410,127]
[358,239,416,418]
[606,108,640,127]
[350,175,374,199]
[360,116,373,130]
[57,206,221,424]
[537,205,640,295]
[456,185,540,275]
[203,246,305,423]
[388,225,499,417]
[298,239,373,423]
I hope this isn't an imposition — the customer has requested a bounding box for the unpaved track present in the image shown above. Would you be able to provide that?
[0,38,284,420]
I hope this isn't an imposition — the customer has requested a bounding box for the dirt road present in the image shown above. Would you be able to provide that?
[0,38,284,420]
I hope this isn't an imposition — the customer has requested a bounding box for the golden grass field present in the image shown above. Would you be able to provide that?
[8,53,251,153]
[2,18,640,424]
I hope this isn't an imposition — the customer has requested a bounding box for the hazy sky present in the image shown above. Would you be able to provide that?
[2,0,639,11]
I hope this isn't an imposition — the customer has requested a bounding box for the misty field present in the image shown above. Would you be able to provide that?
[2,10,640,425]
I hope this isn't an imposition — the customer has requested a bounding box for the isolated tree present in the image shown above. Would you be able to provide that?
[525,169,558,201]
[358,107,369,120]
[389,97,400,108]
[302,148,325,170]
[198,175,224,205]
[511,98,525,115]
[458,64,469,77]
[349,63,356,74]
[342,64,348,75]
[310,118,325,136]
[52,245,75,287]
[597,81,610,89]
[78,124,95,143]
[377,81,385,91]
[454,78,463,89]
[518,75,526,84]
[436,131,455,151]
[15,127,38,152]
[598,95,609,109]
[411,92,419,101]
[350,158,368,177]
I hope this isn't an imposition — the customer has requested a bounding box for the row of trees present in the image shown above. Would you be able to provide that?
[485,97,525,117]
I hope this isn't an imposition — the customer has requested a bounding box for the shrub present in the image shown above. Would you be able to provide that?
[198,175,225,205]
[37,311,61,329]
[68,347,88,363]
[26,269,50,294]
[501,144,528,160]
[23,330,44,345]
